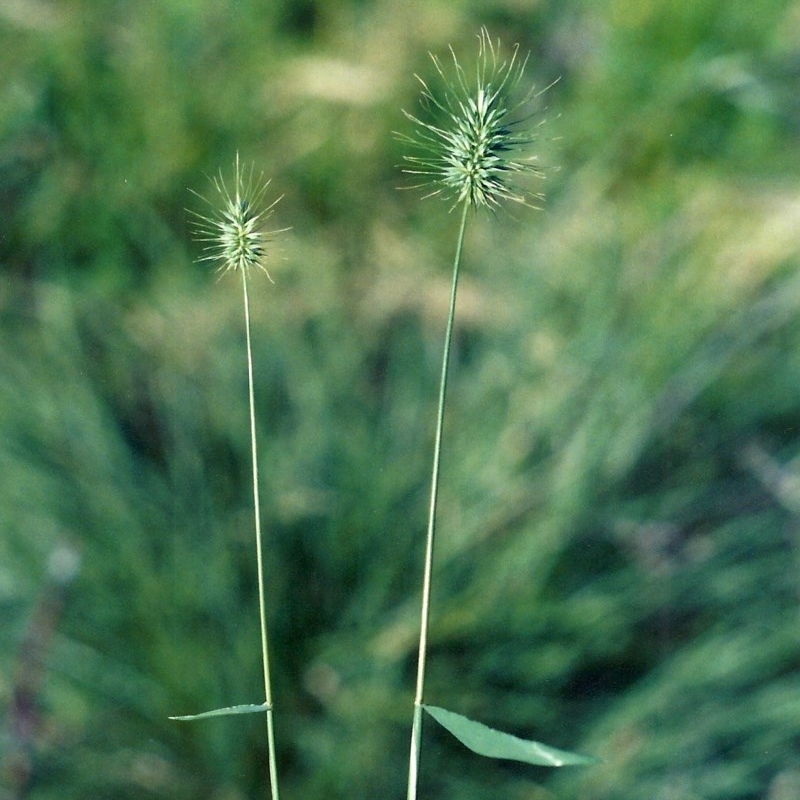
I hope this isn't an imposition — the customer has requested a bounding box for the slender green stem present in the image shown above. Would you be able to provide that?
[407,200,470,800]
[241,268,280,800]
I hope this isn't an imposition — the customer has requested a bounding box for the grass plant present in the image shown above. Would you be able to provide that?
[399,28,593,800]
[170,154,286,800]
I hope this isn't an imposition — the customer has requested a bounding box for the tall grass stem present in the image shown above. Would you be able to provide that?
[242,268,280,800]
[407,200,470,800]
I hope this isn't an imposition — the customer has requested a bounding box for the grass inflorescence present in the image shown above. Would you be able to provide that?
[399,27,556,211]
[190,152,284,280]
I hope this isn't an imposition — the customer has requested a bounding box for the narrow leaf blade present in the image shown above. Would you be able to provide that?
[169,703,269,721]
[423,705,599,767]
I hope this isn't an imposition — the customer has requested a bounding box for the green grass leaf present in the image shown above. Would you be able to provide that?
[169,703,269,721]
[423,705,599,767]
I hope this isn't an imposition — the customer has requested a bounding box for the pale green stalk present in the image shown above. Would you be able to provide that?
[241,266,280,800]
[189,153,283,797]
[407,200,470,800]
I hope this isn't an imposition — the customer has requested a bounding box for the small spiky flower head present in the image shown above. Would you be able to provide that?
[400,27,554,211]
[191,152,283,281]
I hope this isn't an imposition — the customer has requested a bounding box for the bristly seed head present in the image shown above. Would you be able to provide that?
[190,153,284,281]
[399,27,557,211]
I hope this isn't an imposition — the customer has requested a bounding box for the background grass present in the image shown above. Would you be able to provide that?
[2,1,800,799]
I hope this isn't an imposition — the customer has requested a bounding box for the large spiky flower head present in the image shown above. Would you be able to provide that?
[400,27,554,211]
[190,152,283,280]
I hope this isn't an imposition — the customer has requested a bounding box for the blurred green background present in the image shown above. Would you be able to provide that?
[2,1,800,798]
